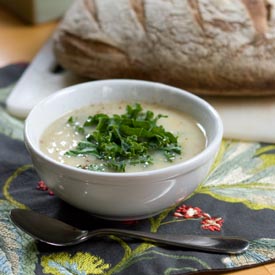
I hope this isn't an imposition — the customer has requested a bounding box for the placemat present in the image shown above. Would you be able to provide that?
[1,64,275,275]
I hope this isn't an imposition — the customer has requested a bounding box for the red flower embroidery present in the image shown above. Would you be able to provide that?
[174,204,224,232]
[174,205,203,219]
[201,217,224,232]
[36,180,54,196]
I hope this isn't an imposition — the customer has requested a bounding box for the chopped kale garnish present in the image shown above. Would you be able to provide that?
[65,103,181,172]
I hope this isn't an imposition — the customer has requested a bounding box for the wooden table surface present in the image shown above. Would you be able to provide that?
[0,5,57,67]
[0,4,274,275]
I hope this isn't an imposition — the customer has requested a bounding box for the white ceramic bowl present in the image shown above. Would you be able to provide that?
[24,80,223,220]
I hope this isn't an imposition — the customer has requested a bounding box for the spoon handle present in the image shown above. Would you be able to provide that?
[89,229,249,254]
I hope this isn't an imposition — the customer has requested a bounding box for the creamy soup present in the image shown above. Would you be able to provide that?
[40,102,206,173]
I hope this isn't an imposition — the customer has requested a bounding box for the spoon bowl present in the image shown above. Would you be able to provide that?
[10,209,249,254]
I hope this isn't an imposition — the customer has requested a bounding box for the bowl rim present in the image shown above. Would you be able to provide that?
[24,79,223,181]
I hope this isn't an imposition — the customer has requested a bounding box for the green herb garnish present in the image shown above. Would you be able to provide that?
[65,103,181,172]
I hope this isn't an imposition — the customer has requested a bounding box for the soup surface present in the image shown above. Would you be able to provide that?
[40,102,206,173]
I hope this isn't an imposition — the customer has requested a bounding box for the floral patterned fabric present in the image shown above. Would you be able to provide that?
[1,64,275,275]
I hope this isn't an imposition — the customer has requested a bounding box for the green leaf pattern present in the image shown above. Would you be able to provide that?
[223,238,275,268]
[197,140,275,210]
[41,252,111,275]
[0,85,24,141]
[0,201,37,275]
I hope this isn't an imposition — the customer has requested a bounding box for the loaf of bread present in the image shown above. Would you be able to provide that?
[54,0,275,96]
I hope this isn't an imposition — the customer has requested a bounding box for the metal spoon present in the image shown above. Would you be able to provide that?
[10,209,249,254]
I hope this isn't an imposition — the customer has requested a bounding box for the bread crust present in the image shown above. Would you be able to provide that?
[54,0,275,96]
